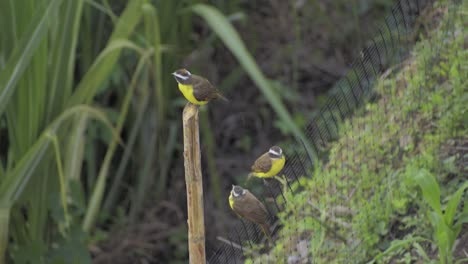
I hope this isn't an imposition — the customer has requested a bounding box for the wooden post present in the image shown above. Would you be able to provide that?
[182,103,206,263]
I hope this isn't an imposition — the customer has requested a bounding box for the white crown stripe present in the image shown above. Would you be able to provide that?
[174,73,189,80]
[269,149,281,156]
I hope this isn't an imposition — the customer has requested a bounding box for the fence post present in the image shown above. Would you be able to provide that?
[182,103,206,263]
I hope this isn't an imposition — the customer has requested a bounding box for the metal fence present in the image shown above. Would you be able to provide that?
[207,0,460,262]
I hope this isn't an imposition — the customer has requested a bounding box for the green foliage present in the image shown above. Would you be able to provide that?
[369,236,431,264]
[0,0,464,263]
[1,0,310,262]
[246,1,467,263]
[0,0,148,262]
[406,167,468,264]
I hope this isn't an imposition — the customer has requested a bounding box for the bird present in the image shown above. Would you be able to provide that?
[248,146,286,181]
[229,185,271,240]
[172,68,228,105]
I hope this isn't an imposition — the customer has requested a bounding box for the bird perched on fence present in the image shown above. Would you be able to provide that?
[248,146,286,183]
[229,185,271,240]
[172,68,228,105]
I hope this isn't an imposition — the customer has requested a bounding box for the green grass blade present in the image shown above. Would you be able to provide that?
[191,4,315,159]
[83,51,151,232]
[154,122,178,203]
[103,91,148,211]
[0,105,116,206]
[0,206,10,264]
[130,130,157,222]
[0,0,63,117]
[200,110,222,209]
[68,0,144,106]
[0,136,51,205]
[142,3,165,127]
[46,132,71,233]
[46,0,84,121]
[369,237,428,263]
[64,115,88,182]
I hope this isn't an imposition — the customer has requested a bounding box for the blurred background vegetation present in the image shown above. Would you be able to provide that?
[0,0,394,263]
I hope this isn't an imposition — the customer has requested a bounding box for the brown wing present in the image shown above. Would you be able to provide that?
[251,152,272,173]
[233,191,269,225]
[191,75,220,101]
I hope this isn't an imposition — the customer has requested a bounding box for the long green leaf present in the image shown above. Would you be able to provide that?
[0,206,10,264]
[0,105,116,206]
[0,0,63,117]
[103,90,148,211]
[0,135,51,206]
[142,3,164,126]
[369,236,428,263]
[64,115,88,182]
[82,49,151,232]
[46,0,84,121]
[413,169,442,214]
[432,211,450,264]
[67,0,144,106]
[444,181,468,227]
[191,4,315,159]
[47,132,71,233]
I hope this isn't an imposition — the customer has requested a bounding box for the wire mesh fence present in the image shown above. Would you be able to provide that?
[208,0,462,262]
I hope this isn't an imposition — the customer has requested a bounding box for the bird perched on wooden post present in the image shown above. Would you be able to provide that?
[172,68,228,105]
[229,185,271,240]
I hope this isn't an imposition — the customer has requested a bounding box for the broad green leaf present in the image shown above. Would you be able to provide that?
[452,184,468,239]
[413,169,442,214]
[454,203,468,229]
[444,181,468,226]
[433,215,451,264]
[191,4,316,160]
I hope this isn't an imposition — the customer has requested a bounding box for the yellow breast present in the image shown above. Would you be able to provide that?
[229,193,234,209]
[252,155,286,178]
[178,83,208,105]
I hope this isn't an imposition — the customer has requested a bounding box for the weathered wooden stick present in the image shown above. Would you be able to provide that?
[182,103,206,263]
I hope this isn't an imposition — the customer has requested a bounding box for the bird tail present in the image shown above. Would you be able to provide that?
[260,223,272,243]
[245,173,254,185]
[217,93,229,102]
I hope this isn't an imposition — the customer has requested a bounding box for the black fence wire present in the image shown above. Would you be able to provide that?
[208,0,461,263]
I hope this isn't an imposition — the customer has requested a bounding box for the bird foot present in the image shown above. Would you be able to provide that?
[274,175,288,189]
